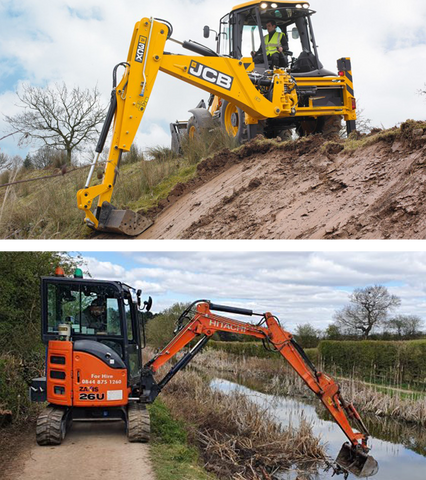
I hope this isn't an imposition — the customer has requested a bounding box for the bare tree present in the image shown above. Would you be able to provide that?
[0,151,9,171]
[5,83,106,164]
[334,285,401,339]
[386,314,423,338]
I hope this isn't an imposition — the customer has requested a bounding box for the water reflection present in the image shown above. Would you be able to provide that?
[211,378,426,480]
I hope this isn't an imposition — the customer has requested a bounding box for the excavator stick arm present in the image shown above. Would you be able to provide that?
[77,17,169,234]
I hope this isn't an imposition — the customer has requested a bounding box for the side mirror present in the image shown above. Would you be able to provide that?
[144,296,153,312]
[136,289,142,308]
[292,27,299,39]
[203,25,210,38]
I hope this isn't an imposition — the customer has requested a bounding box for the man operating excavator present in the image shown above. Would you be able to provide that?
[252,20,289,67]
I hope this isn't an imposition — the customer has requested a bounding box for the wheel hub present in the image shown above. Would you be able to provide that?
[231,112,238,128]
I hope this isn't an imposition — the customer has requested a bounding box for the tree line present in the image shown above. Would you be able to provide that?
[295,285,424,348]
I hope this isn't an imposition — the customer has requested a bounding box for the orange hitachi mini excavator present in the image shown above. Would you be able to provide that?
[30,270,378,478]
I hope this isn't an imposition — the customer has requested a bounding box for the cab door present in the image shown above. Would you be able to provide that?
[123,298,142,385]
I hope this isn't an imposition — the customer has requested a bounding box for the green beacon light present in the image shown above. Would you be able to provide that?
[74,268,83,279]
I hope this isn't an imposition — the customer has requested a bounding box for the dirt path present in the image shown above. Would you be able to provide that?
[4,421,156,480]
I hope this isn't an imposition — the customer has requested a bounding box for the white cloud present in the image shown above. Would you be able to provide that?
[1,0,425,158]
[79,251,426,332]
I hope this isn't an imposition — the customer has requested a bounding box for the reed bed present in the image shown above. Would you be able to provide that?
[160,370,327,480]
[193,349,426,426]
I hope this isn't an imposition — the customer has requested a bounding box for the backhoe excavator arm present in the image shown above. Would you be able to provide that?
[141,301,378,477]
[143,301,369,448]
[76,17,299,234]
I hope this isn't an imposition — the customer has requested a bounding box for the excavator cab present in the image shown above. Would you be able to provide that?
[205,2,331,76]
[30,269,152,445]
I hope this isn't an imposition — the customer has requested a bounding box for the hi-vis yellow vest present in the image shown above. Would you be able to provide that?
[265,31,284,55]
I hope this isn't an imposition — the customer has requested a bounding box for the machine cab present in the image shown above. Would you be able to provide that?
[207,1,333,76]
[41,273,149,387]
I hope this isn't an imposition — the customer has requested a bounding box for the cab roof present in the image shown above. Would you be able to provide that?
[231,1,311,12]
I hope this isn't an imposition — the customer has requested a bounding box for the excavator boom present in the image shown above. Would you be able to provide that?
[142,301,378,478]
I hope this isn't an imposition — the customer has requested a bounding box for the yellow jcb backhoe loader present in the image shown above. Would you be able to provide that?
[77,1,356,235]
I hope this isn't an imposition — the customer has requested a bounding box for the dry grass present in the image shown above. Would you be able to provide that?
[160,370,326,479]
[0,127,240,238]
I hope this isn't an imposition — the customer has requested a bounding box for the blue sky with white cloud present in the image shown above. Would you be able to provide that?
[1,0,426,159]
[73,250,426,332]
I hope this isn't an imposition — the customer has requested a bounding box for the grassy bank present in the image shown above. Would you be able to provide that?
[160,370,326,479]
[0,129,238,239]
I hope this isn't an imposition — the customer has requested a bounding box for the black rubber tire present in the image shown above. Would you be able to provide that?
[321,115,343,137]
[127,403,150,443]
[187,116,198,139]
[297,115,343,138]
[36,405,67,446]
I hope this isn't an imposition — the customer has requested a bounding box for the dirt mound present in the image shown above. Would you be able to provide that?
[137,120,426,239]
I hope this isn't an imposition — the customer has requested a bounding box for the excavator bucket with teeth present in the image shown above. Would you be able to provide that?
[96,201,153,236]
[336,443,379,478]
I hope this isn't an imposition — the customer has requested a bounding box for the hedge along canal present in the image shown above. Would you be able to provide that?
[211,378,426,480]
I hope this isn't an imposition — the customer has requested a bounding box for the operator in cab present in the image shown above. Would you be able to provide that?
[252,20,289,68]
[78,296,108,333]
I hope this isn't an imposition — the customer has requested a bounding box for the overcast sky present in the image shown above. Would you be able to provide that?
[75,251,426,332]
[1,0,425,159]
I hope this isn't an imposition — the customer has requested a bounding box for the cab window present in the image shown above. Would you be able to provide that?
[46,282,122,337]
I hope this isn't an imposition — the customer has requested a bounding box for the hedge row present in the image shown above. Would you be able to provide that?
[319,340,426,384]
[207,341,319,365]
[207,340,426,386]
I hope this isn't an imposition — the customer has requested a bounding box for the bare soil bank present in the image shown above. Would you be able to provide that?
[133,120,426,239]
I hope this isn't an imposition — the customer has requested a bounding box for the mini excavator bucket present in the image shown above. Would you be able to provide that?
[336,443,379,478]
[96,201,153,236]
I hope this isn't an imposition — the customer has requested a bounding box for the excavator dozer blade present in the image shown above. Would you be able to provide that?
[336,443,379,478]
[97,201,153,236]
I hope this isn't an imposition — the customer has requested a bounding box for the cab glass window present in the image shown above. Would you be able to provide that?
[46,283,122,336]
[219,14,231,56]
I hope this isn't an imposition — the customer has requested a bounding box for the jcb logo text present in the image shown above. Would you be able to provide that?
[188,61,233,91]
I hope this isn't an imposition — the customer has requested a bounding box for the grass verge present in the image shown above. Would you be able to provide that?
[0,127,238,239]
[149,398,216,480]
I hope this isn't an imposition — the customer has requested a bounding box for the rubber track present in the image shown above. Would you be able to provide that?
[127,403,150,443]
[36,405,65,446]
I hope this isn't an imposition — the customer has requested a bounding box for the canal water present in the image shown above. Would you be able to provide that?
[211,378,426,480]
